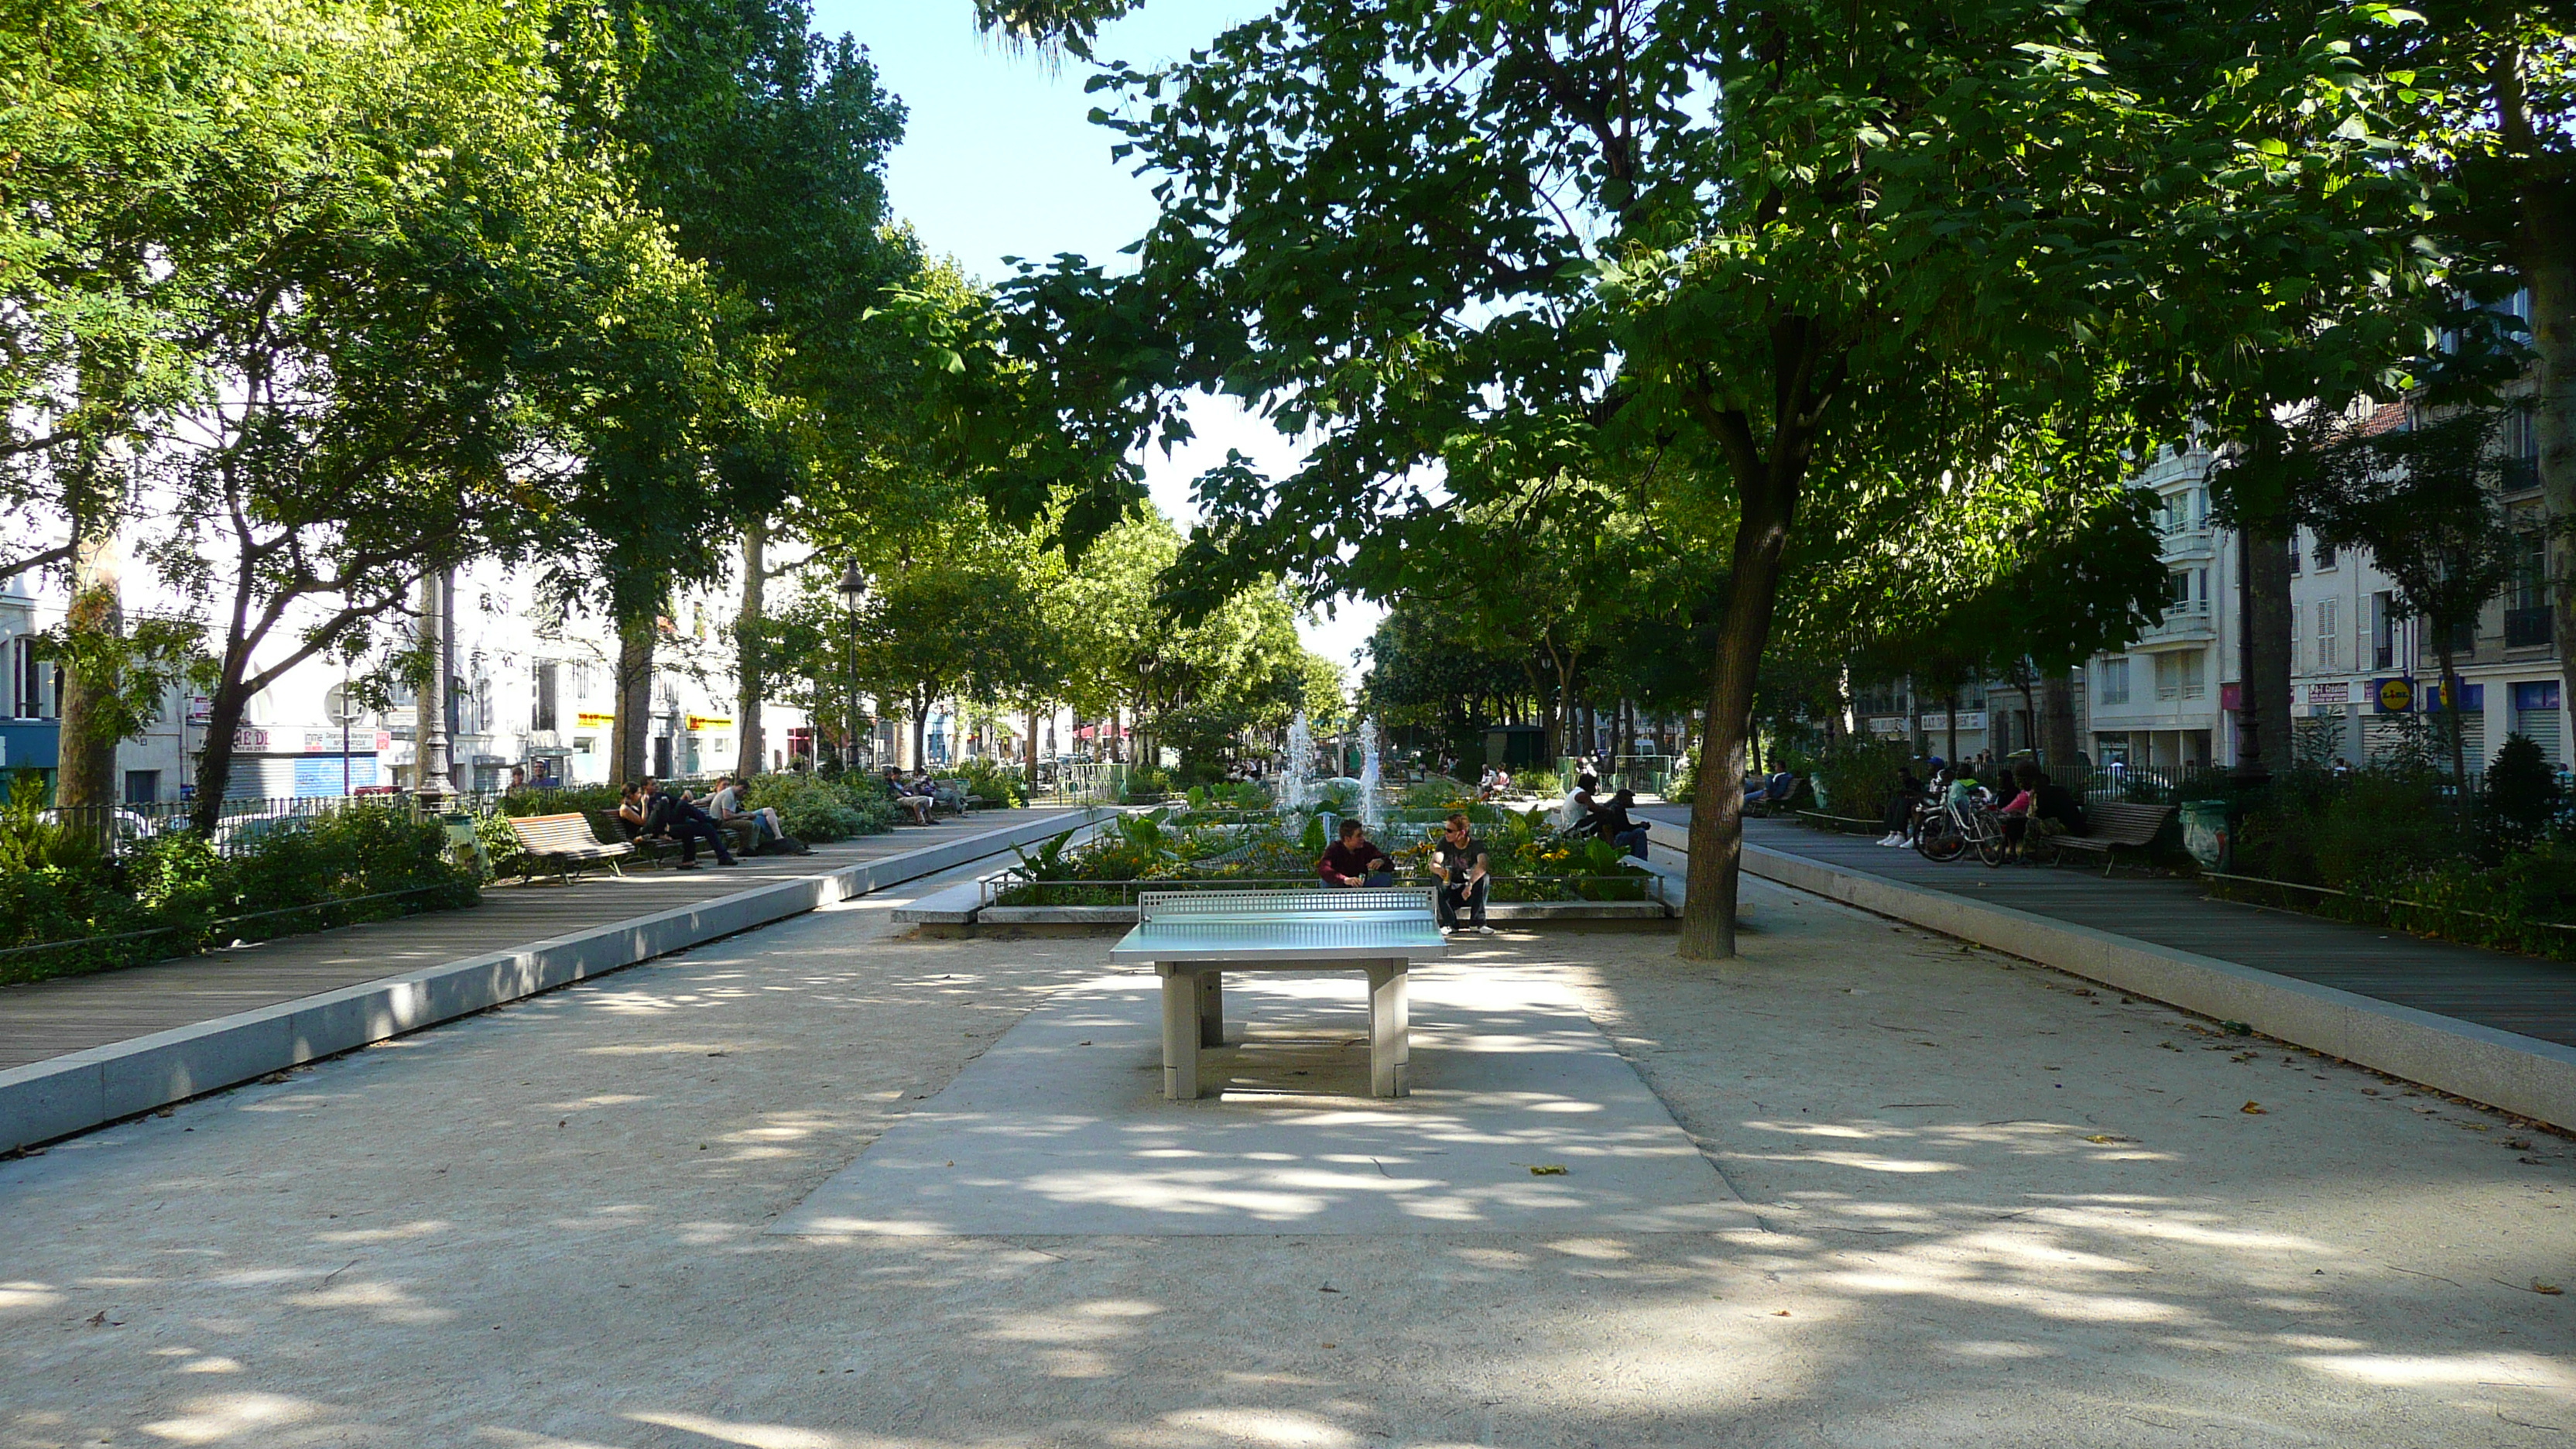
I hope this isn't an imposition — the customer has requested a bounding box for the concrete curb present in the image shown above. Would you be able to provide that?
[0,808,1108,1153]
[1648,820,2576,1130]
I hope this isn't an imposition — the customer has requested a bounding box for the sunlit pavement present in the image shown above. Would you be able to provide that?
[2,870,2570,1447]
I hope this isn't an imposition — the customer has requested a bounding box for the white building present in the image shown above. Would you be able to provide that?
[2084,441,2238,771]
[2287,396,2565,770]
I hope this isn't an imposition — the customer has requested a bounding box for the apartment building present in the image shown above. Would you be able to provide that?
[2084,441,2239,770]
[2288,391,2564,769]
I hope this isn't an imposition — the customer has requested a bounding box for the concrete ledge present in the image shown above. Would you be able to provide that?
[973,898,1672,927]
[0,808,1107,1153]
[1723,833,2576,1131]
[889,879,990,925]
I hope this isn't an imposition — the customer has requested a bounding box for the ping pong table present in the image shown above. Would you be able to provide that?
[1108,889,1448,1100]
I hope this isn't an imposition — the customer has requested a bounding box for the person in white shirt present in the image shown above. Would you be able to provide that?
[1557,783,1596,830]
[704,777,791,851]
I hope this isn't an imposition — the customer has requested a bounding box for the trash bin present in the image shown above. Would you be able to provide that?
[2179,799,2229,871]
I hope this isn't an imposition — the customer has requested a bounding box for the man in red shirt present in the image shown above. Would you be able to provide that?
[1315,818,1395,887]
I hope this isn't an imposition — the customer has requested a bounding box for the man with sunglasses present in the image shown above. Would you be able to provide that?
[1430,811,1494,935]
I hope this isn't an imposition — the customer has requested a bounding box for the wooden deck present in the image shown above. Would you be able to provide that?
[0,807,1081,1070]
[1643,807,2576,1050]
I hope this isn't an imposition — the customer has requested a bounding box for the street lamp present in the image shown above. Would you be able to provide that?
[838,561,868,772]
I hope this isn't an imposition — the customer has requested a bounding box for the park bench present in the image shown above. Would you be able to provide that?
[584,809,680,865]
[2046,801,2176,875]
[928,777,973,816]
[508,812,634,885]
[1109,888,1447,1101]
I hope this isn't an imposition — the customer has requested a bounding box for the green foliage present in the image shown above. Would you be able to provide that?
[1812,740,1913,826]
[0,801,478,986]
[1121,765,1175,802]
[745,772,895,843]
[2482,735,2563,854]
[954,757,1029,808]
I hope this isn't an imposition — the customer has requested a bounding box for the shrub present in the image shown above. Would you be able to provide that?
[954,756,1029,808]
[1122,765,1176,802]
[1813,738,1911,823]
[745,771,893,843]
[2482,733,2562,855]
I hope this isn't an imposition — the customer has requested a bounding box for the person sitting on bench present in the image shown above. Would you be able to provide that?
[1430,811,1493,934]
[1315,818,1395,887]
[642,777,738,868]
[1585,788,1653,859]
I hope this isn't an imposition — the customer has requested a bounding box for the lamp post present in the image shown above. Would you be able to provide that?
[838,561,867,772]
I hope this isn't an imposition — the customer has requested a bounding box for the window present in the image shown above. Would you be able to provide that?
[2508,533,2552,647]
[2505,407,2540,492]
[12,636,47,719]
[573,660,598,701]
[2290,602,2305,672]
[533,661,560,733]
[2370,591,2396,671]
[2097,657,2130,706]
[2167,570,2194,611]
[2317,598,2339,672]
[2288,535,2302,576]
[2154,651,2209,701]
[123,770,159,805]
[2181,652,2206,699]
[2314,538,2339,570]
[2196,569,2209,612]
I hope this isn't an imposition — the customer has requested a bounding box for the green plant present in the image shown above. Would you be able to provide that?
[1813,738,1911,824]
[2482,734,2562,855]
[954,756,1029,808]
[745,772,892,843]
[1122,765,1176,801]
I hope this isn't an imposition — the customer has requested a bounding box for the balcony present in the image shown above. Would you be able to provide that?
[2506,606,2553,649]
[2136,603,2217,647]
[2158,526,2217,560]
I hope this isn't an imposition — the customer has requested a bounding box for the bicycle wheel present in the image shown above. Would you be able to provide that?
[1915,814,1966,862]
[1975,820,2009,867]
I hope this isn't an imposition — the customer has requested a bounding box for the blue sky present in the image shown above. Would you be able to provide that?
[811,1,1385,675]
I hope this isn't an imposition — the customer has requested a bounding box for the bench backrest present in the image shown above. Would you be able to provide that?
[509,812,612,851]
[1137,887,1437,925]
[2084,802,2174,844]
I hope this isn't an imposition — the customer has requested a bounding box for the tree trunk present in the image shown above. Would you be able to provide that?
[611,615,653,789]
[1026,706,1040,793]
[56,519,123,828]
[2497,57,2576,728]
[1946,687,1960,765]
[2438,646,2469,800]
[2245,520,2295,776]
[910,692,930,772]
[414,569,452,803]
[1907,677,1924,758]
[1680,482,1797,961]
[188,670,255,834]
[2041,670,2079,772]
[735,516,767,778]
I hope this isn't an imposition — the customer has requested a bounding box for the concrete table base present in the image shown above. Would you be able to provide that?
[1158,959,1409,1099]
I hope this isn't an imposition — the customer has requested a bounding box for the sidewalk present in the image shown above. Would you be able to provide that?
[0,807,1079,1071]
[0,806,1098,1150]
[1642,805,2576,1127]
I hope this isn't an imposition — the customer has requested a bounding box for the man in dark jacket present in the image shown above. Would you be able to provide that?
[642,778,738,868]
[1585,789,1653,858]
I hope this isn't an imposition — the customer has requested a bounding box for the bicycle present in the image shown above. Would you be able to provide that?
[1913,790,2009,867]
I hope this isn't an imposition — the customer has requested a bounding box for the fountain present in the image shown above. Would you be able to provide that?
[1279,711,1313,814]
[1358,714,1384,834]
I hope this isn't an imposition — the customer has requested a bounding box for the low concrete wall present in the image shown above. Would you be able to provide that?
[0,808,1107,1153]
[1646,820,2576,1130]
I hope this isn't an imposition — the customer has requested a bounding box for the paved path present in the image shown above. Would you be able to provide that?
[2,873,2565,1447]
[1645,806,2576,1050]
[0,807,1081,1070]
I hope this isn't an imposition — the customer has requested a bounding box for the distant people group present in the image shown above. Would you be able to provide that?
[611,775,807,868]
[1877,755,2086,859]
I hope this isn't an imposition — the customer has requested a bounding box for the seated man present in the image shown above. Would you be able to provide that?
[1556,783,1597,831]
[706,776,796,854]
[1430,811,1494,935]
[1586,789,1654,859]
[882,767,933,825]
[642,777,737,868]
[1315,818,1395,888]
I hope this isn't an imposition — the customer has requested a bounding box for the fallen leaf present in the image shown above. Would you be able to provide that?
[2241,1101,2267,1115]
[1530,1164,1568,1176]
[1772,1310,1791,1317]
[2506,1139,2534,1150]
[85,1310,106,1327]
[2534,1282,2564,1296]
[1317,1284,1340,1293]
[2084,1134,2128,1145]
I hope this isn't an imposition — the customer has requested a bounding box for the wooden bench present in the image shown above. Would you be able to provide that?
[2046,802,2175,875]
[929,778,972,816]
[585,809,678,865]
[507,813,634,884]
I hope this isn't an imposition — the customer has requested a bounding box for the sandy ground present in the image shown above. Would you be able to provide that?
[2,872,2571,1449]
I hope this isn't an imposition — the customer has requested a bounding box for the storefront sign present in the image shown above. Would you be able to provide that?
[232,727,268,752]
[575,711,615,729]
[1868,717,1908,736]
[686,714,731,732]
[2307,681,2350,705]
[187,695,213,725]
[2419,680,2482,711]
[2373,677,2414,714]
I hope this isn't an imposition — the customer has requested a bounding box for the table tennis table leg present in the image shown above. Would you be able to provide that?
[1160,965,1200,1100]
[1366,959,1410,1098]
[1198,968,1225,1048]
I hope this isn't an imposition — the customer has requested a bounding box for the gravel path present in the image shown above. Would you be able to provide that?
[2,873,2569,1448]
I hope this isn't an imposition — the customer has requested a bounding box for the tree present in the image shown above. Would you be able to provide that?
[2306,409,2523,793]
[990,1,2431,960]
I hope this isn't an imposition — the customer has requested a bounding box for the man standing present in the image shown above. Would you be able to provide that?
[643,777,737,868]
[1315,818,1395,887]
[1430,811,1493,935]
